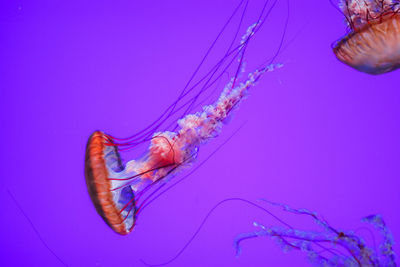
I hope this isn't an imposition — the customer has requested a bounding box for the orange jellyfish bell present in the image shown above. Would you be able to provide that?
[333,0,400,74]
[85,131,137,235]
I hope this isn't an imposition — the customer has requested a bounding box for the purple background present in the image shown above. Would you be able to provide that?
[1,0,399,266]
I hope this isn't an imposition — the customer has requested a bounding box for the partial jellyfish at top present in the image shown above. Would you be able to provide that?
[332,0,400,74]
[85,0,285,235]
[235,199,397,267]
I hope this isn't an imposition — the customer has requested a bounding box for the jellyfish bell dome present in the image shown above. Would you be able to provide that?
[85,131,137,235]
[333,13,400,75]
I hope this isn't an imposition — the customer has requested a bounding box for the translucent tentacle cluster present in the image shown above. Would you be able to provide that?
[138,63,282,183]
[362,215,397,266]
[234,201,396,266]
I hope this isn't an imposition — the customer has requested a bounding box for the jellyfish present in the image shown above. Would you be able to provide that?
[332,0,400,74]
[85,1,283,235]
[235,200,397,266]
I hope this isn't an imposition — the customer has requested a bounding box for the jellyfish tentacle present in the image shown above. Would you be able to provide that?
[236,200,397,266]
[7,190,69,267]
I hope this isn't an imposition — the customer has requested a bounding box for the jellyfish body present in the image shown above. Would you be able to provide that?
[333,0,400,74]
[85,131,137,234]
[235,200,397,266]
[84,8,282,235]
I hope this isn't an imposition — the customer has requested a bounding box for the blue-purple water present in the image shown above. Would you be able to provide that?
[1,1,399,266]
